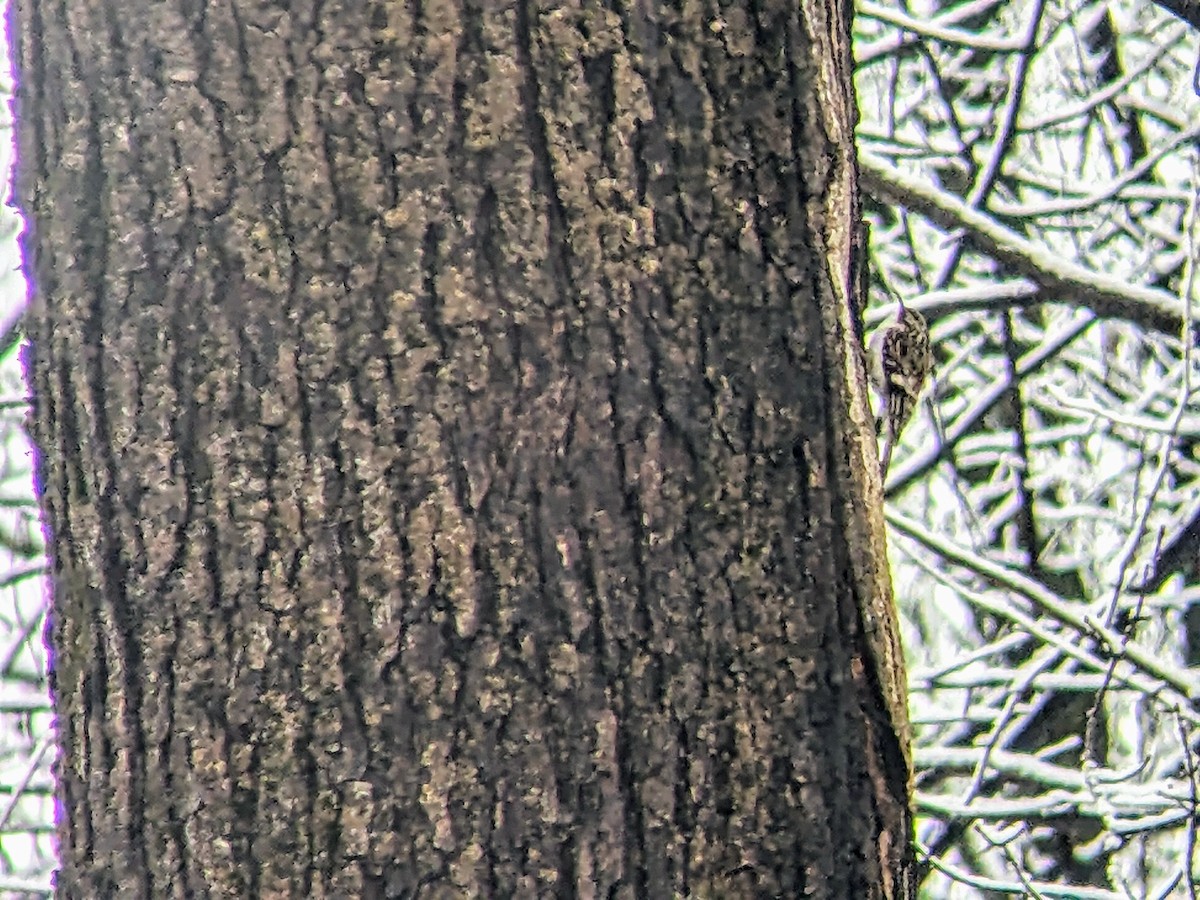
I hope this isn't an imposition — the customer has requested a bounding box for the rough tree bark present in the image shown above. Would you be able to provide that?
[12,0,913,897]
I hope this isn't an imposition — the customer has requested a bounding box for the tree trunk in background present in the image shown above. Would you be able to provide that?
[12,1,913,897]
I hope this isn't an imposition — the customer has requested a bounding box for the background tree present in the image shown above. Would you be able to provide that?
[7,1,913,897]
[857,0,1200,894]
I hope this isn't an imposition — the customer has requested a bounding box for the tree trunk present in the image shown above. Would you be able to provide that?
[12,1,913,897]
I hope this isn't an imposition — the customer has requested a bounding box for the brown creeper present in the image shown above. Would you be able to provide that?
[868,302,932,474]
